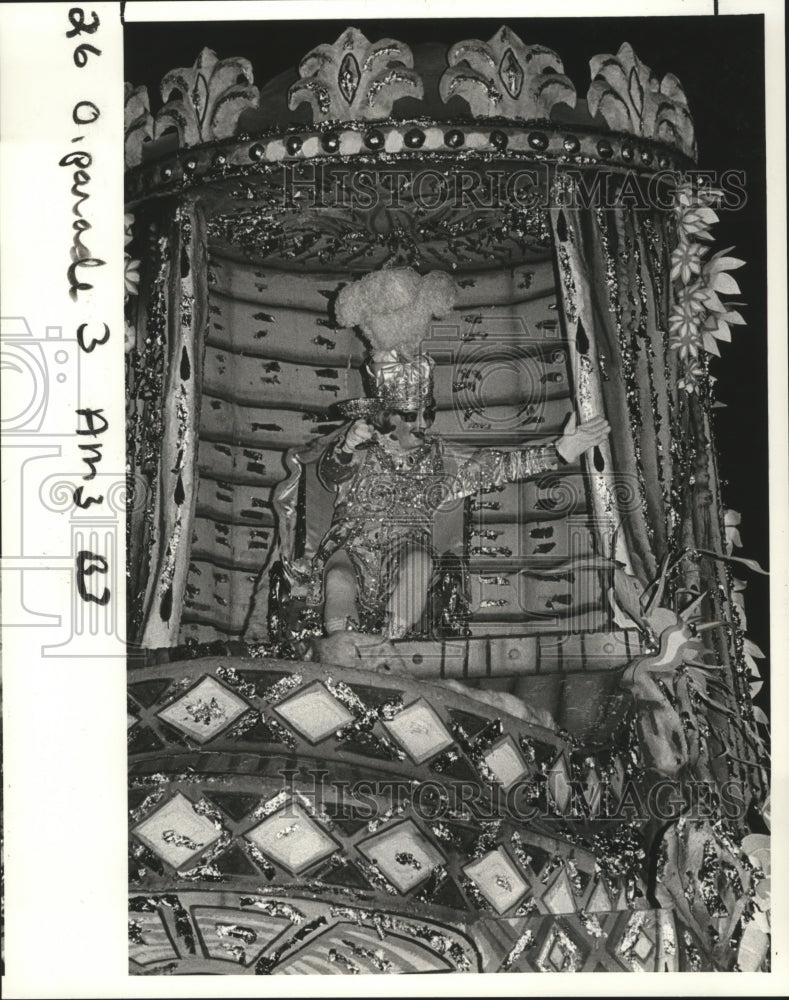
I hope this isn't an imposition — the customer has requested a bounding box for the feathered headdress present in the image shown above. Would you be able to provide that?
[335,267,458,416]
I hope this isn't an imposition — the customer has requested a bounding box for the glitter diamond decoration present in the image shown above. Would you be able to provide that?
[157,674,248,743]
[245,802,338,875]
[549,940,566,969]
[537,925,581,972]
[482,734,529,791]
[546,752,572,813]
[133,791,222,870]
[274,681,354,743]
[382,699,453,765]
[632,928,654,962]
[357,819,445,893]
[338,53,361,104]
[499,48,524,99]
[543,869,577,914]
[463,847,529,914]
[586,878,612,913]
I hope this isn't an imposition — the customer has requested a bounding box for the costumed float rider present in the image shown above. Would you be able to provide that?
[311,268,610,673]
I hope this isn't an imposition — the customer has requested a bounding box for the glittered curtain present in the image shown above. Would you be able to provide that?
[549,175,682,586]
[549,177,766,806]
[129,199,209,647]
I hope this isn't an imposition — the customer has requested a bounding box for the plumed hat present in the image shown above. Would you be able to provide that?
[335,267,458,416]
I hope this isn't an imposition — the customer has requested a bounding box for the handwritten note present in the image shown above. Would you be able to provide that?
[64,6,111,606]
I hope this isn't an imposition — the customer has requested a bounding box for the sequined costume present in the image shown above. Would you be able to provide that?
[307,431,558,631]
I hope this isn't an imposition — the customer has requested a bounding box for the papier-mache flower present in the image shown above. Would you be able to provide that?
[669,184,747,392]
[125,255,141,299]
[670,241,706,285]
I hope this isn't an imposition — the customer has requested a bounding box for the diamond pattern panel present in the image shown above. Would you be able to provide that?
[133,792,222,869]
[542,870,577,914]
[382,699,454,765]
[464,847,529,914]
[274,681,354,743]
[482,735,529,790]
[245,803,338,875]
[157,675,248,743]
[358,820,445,894]
[536,924,582,972]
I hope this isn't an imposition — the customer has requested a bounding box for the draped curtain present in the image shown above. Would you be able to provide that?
[548,172,764,796]
[128,199,209,648]
[548,173,682,588]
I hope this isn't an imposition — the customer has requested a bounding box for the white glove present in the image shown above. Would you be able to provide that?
[343,418,374,451]
[555,413,611,464]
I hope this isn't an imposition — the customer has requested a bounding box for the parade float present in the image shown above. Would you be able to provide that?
[124,26,770,973]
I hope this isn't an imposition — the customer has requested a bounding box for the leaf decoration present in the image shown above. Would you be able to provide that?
[124,82,153,168]
[694,547,768,575]
[668,182,748,390]
[154,48,258,146]
[657,819,759,969]
[587,42,696,158]
[440,26,576,119]
[289,28,423,122]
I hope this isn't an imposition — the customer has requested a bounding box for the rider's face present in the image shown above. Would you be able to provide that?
[388,408,434,450]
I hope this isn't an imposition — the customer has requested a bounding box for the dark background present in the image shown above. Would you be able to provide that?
[125,15,770,702]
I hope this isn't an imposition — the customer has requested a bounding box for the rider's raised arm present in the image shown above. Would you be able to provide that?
[440,438,561,501]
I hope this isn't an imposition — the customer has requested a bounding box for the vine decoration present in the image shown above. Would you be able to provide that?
[610,545,770,970]
[668,182,746,394]
[739,815,770,971]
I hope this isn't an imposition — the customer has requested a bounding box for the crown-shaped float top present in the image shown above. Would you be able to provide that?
[587,42,696,158]
[125,33,698,174]
[154,47,259,146]
[440,26,576,119]
[288,28,424,122]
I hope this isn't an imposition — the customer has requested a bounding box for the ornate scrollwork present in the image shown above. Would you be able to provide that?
[207,197,551,272]
[288,27,423,122]
[124,83,153,168]
[154,48,258,146]
[587,42,696,158]
[439,26,576,120]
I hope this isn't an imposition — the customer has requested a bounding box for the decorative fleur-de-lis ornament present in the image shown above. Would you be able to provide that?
[587,42,696,158]
[288,27,423,122]
[124,82,152,167]
[154,47,259,146]
[439,26,576,119]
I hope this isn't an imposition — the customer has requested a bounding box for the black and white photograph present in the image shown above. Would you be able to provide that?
[1,0,786,992]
